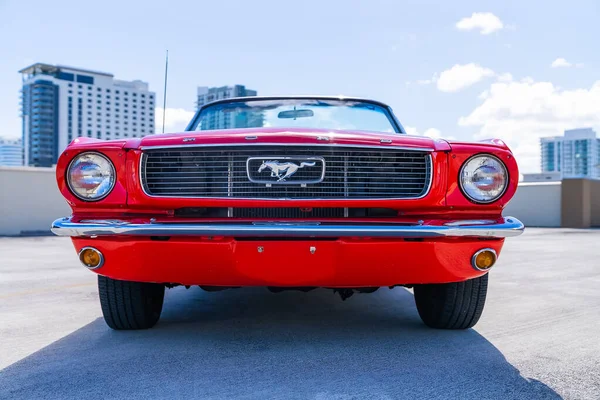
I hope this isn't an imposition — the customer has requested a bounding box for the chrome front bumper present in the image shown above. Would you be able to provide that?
[51,217,524,239]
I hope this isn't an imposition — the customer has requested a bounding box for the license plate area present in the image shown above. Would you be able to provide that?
[234,240,337,285]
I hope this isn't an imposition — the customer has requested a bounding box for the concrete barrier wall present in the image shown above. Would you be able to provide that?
[591,180,600,227]
[0,167,595,234]
[504,182,562,227]
[0,167,71,236]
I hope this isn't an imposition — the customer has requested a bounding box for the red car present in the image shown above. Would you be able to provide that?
[52,96,524,330]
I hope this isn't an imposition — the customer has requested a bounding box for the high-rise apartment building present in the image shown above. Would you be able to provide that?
[0,138,23,167]
[196,85,257,109]
[20,63,156,167]
[195,85,258,130]
[540,128,600,179]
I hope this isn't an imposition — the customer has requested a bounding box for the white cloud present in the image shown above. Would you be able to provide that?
[551,57,584,68]
[456,12,504,35]
[459,79,600,173]
[154,107,196,133]
[416,77,436,85]
[497,72,513,82]
[437,63,495,92]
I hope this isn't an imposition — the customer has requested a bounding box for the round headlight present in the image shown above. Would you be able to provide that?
[67,152,116,201]
[459,154,508,203]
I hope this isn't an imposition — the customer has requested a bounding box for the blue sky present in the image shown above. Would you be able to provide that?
[1,0,599,172]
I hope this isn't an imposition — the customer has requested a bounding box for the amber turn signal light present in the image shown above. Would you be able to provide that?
[471,248,497,271]
[78,247,104,269]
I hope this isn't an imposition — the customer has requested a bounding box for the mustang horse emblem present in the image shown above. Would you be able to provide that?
[258,160,316,182]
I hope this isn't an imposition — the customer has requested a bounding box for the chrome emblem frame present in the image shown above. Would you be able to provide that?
[246,156,326,184]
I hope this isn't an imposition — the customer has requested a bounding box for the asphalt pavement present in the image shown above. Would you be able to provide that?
[0,229,599,399]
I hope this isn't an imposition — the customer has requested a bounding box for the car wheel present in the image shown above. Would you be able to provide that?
[413,274,488,330]
[98,275,165,330]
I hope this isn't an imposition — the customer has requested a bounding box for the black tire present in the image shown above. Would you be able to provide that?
[98,275,165,330]
[413,273,488,330]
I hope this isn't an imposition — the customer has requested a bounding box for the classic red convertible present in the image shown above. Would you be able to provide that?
[52,96,524,330]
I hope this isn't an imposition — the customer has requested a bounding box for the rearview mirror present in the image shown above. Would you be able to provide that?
[277,109,314,119]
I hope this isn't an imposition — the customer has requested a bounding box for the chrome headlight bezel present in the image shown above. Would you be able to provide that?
[459,154,509,204]
[66,151,116,201]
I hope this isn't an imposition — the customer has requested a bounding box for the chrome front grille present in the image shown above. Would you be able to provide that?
[141,145,432,199]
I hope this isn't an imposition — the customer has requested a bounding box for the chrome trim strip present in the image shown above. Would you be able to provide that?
[139,143,435,152]
[52,217,524,239]
[138,150,433,201]
[471,248,498,272]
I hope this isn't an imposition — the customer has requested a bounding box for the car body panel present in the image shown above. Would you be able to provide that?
[53,96,523,287]
[70,236,502,286]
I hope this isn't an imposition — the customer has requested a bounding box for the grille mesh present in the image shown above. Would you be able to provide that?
[232,208,345,219]
[141,146,432,199]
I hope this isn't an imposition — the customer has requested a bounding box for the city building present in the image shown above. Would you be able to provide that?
[195,85,258,130]
[540,128,600,180]
[19,63,156,167]
[196,85,257,109]
[0,138,23,167]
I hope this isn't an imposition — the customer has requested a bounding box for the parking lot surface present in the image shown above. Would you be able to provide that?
[0,229,599,399]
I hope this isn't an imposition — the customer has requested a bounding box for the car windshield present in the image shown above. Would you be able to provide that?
[188,98,400,133]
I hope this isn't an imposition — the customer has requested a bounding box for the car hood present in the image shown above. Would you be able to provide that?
[128,127,451,151]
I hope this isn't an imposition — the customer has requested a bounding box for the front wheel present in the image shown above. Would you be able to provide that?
[413,274,488,329]
[98,276,165,330]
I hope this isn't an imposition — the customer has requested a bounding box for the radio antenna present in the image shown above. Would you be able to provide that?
[161,50,169,133]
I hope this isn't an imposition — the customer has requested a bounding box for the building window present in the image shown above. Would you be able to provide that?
[76,75,94,85]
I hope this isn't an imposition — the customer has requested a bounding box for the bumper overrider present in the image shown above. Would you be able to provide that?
[52,217,524,286]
